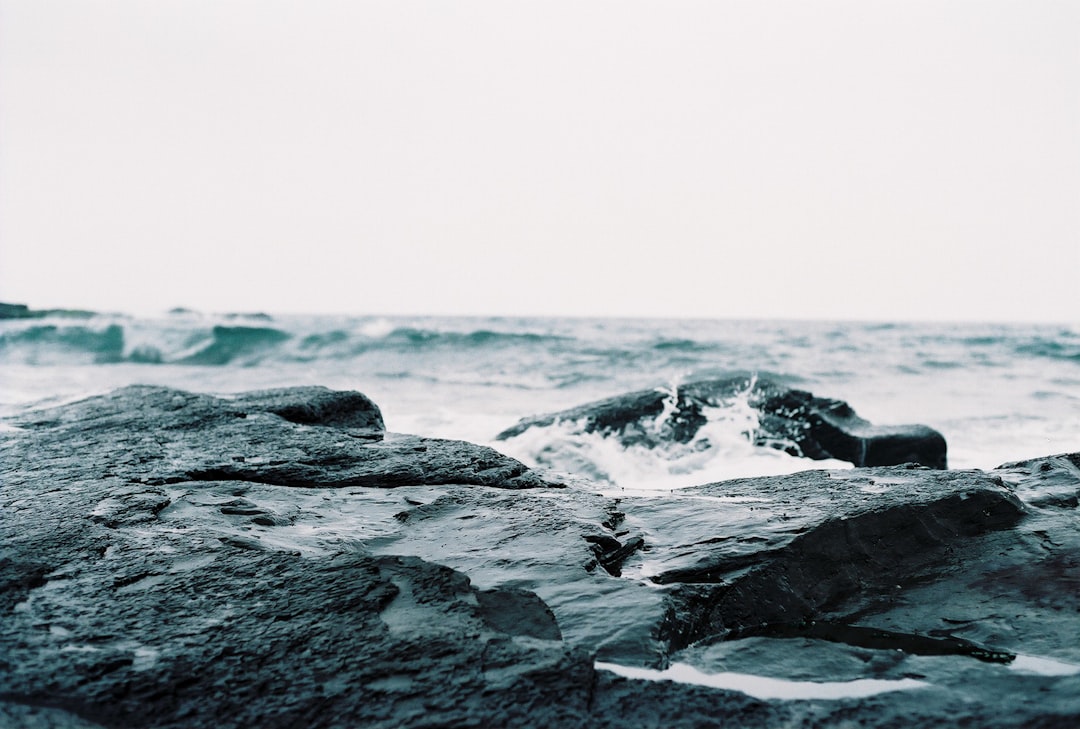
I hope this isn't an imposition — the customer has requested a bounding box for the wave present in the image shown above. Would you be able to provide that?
[174,326,291,366]
[0,316,580,366]
[1013,338,1080,363]
[0,318,293,366]
[0,324,126,364]
[494,376,852,490]
[651,338,723,352]
[880,328,1080,367]
[4,312,1076,377]
[379,327,572,348]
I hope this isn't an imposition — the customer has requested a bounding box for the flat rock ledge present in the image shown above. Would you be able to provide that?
[2,386,1078,728]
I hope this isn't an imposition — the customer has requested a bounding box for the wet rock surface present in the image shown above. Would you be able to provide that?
[8,385,553,490]
[636,468,1025,645]
[3,386,1078,727]
[496,375,948,469]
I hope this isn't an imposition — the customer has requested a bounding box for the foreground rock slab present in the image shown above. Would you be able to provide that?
[0,387,787,728]
[2,386,1078,728]
[496,375,948,469]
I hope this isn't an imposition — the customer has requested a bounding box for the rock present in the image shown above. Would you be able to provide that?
[586,534,646,577]
[996,451,1080,509]
[0,385,793,728]
[496,375,947,469]
[1,543,597,727]
[639,467,1025,648]
[475,587,563,641]
[2,386,1078,728]
[9,385,554,490]
[0,302,98,319]
[0,303,32,319]
[231,386,384,432]
[637,458,1080,727]
[369,487,667,664]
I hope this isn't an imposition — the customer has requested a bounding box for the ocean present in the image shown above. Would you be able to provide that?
[2,310,1078,490]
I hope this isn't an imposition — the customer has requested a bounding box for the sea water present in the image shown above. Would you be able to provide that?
[1,310,1078,490]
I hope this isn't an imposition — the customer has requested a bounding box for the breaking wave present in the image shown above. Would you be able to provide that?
[493,379,851,491]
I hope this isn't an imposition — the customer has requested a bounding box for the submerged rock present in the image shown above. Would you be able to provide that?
[2,386,1077,728]
[496,375,948,469]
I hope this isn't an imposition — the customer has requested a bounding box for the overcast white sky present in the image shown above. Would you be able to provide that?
[0,1,1077,321]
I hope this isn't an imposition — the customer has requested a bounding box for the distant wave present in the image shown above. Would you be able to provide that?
[894,329,1080,366]
[299,330,351,350]
[651,338,723,352]
[0,320,292,366]
[0,318,577,366]
[1013,337,1080,363]
[380,327,572,348]
[3,314,1076,373]
[0,324,125,364]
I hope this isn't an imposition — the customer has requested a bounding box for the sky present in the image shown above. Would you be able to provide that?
[0,0,1077,322]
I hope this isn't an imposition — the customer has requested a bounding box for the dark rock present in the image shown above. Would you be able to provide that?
[0,302,98,319]
[729,620,1016,664]
[496,375,947,469]
[476,587,563,640]
[0,303,32,319]
[9,385,553,490]
[643,458,1080,727]
[2,387,1078,728]
[0,557,48,612]
[231,386,385,432]
[587,535,646,577]
[0,387,797,728]
[996,451,1080,509]
[365,486,669,664]
[620,467,1025,648]
[1,542,599,727]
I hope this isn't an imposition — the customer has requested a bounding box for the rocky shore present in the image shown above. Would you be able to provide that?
[2,385,1078,728]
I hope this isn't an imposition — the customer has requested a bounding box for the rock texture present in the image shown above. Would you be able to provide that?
[2,386,1078,728]
[9,385,553,490]
[496,375,948,469]
[640,468,1025,648]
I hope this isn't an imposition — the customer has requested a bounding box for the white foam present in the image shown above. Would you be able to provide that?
[359,317,396,339]
[1009,654,1080,677]
[496,408,853,494]
[595,661,928,701]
